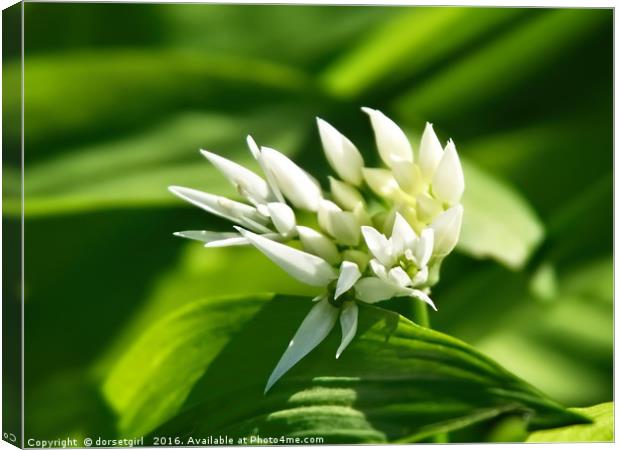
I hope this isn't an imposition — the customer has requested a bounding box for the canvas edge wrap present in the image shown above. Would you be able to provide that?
[2,1,23,448]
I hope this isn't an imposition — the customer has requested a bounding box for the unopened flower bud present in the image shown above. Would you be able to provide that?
[430,204,463,257]
[317,118,364,186]
[329,176,364,211]
[260,146,323,211]
[362,107,413,168]
[431,140,464,205]
[318,200,361,246]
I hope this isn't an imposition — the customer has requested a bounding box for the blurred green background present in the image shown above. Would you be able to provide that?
[3,3,611,442]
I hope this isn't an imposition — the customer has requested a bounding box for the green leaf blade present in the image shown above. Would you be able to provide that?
[103,294,585,442]
[459,159,544,270]
[527,402,613,442]
[395,9,610,122]
[321,8,524,98]
[10,50,312,149]
[11,109,306,217]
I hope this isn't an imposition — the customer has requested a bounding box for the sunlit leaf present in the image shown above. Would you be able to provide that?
[322,8,523,98]
[462,120,612,218]
[103,295,586,441]
[95,243,317,375]
[161,4,396,70]
[5,50,311,151]
[6,110,305,216]
[436,257,612,406]
[458,159,544,270]
[527,402,613,442]
[395,9,609,121]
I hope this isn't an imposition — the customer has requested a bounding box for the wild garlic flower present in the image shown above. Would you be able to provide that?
[359,107,464,233]
[359,213,436,308]
[236,226,430,392]
[169,136,321,247]
[169,107,465,391]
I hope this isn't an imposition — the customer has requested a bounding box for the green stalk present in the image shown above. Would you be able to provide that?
[412,300,446,442]
[412,299,430,328]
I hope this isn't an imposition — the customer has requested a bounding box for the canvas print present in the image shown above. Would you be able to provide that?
[1,2,613,447]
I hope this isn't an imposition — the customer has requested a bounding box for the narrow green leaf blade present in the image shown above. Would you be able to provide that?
[6,50,310,149]
[395,9,609,121]
[8,110,305,217]
[321,8,523,98]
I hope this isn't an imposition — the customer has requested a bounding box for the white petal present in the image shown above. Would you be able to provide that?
[173,230,248,247]
[206,234,282,248]
[369,259,388,280]
[336,302,358,359]
[431,140,464,205]
[335,261,362,299]
[419,123,444,181]
[390,158,414,193]
[266,202,296,237]
[342,249,371,272]
[265,298,339,392]
[312,294,326,302]
[246,135,261,159]
[200,149,272,204]
[414,227,435,267]
[329,177,364,211]
[168,186,266,230]
[317,118,364,185]
[330,211,361,246]
[236,227,337,286]
[416,193,443,223]
[430,204,463,257]
[362,168,410,203]
[247,136,286,204]
[355,277,402,304]
[236,214,273,234]
[390,159,425,196]
[411,266,429,287]
[317,200,361,246]
[352,204,372,231]
[407,289,437,311]
[390,213,417,256]
[388,266,412,288]
[296,226,341,265]
[362,107,413,167]
[361,226,393,267]
[260,146,323,211]
[216,196,272,232]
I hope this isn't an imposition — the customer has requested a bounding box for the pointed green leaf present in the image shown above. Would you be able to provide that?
[103,295,585,442]
[527,402,613,442]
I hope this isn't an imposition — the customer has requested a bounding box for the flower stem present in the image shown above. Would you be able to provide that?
[412,300,430,328]
[411,302,444,446]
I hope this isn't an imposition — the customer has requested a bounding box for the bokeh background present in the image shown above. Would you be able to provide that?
[2,3,612,442]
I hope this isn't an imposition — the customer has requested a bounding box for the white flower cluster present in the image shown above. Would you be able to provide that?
[170,107,464,392]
